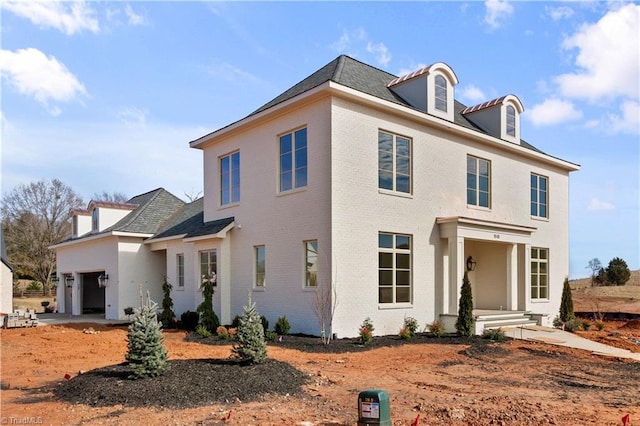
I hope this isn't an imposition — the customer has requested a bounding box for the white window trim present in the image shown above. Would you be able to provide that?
[254,245,265,289]
[176,253,185,290]
[219,150,240,207]
[530,173,549,219]
[466,155,491,209]
[531,247,549,301]
[278,126,308,193]
[378,130,413,195]
[303,240,318,289]
[378,232,412,305]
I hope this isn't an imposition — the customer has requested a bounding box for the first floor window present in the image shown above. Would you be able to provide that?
[177,254,184,287]
[467,155,491,208]
[200,250,217,286]
[280,128,308,192]
[255,245,265,287]
[531,173,548,218]
[304,240,318,288]
[378,232,412,304]
[220,151,240,205]
[531,247,548,300]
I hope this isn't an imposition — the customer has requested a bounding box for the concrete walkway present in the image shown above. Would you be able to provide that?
[504,325,640,361]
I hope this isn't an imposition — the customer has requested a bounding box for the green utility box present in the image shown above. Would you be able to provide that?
[357,389,392,426]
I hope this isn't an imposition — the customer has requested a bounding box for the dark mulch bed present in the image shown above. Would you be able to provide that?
[54,333,497,409]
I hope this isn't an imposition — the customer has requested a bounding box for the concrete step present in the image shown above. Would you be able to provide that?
[483,320,538,330]
[475,311,531,321]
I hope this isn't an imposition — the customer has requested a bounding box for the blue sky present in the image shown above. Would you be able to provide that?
[1,1,638,278]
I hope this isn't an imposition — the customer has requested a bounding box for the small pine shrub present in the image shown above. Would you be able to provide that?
[581,320,591,331]
[216,325,229,339]
[158,276,177,329]
[482,328,507,342]
[125,292,169,379]
[595,321,605,331]
[428,321,445,337]
[403,316,419,337]
[232,300,267,364]
[455,271,474,337]
[180,311,200,330]
[563,318,582,332]
[196,324,211,338]
[261,315,269,333]
[359,317,374,345]
[274,316,291,336]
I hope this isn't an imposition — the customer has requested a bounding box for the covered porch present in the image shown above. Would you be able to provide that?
[437,216,538,334]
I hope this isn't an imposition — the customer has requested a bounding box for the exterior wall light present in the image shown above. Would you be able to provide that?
[97,273,109,288]
[466,256,477,272]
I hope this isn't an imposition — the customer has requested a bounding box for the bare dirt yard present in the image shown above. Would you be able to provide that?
[2,320,639,426]
[571,271,640,316]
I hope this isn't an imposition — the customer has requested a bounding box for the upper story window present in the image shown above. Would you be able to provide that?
[279,127,307,192]
[378,232,412,304]
[255,245,265,288]
[378,131,412,194]
[199,250,217,287]
[506,105,516,137]
[531,173,548,218]
[531,247,549,300]
[304,240,318,288]
[177,254,185,287]
[434,75,447,112]
[91,209,98,231]
[220,151,240,206]
[467,155,491,208]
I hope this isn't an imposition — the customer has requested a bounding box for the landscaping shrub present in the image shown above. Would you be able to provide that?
[399,326,411,340]
[274,316,291,336]
[125,292,169,379]
[216,325,229,339]
[482,328,507,342]
[197,277,220,332]
[124,307,135,317]
[261,315,269,334]
[266,331,278,342]
[232,300,267,364]
[196,324,211,338]
[552,315,563,329]
[563,318,582,332]
[359,317,374,345]
[180,311,199,331]
[595,321,605,331]
[404,316,419,337]
[158,276,177,329]
[455,271,474,337]
[231,315,241,328]
[27,281,42,292]
[559,277,574,323]
[427,321,445,337]
[581,320,591,331]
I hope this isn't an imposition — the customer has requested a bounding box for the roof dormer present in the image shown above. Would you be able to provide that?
[70,208,91,238]
[388,62,459,121]
[461,94,524,144]
[86,200,137,233]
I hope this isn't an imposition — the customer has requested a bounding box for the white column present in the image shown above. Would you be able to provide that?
[220,237,231,325]
[448,237,465,314]
[72,273,81,316]
[523,243,532,307]
[441,242,450,316]
[506,243,518,310]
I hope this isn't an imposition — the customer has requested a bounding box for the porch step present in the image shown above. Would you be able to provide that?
[474,311,539,334]
[483,319,538,330]
[475,311,530,321]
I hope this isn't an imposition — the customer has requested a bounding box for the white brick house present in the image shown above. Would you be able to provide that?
[53,55,579,336]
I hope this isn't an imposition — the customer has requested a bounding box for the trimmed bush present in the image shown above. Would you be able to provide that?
[231,315,241,328]
[427,321,445,337]
[180,311,199,331]
[158,276,177,329]
[232,300,267,364]
[563,318,582,332]
[482,328,507,342]
[216,325,229,339]
[455,271,474,337]
[559,277,574,323]
[261,315,269,333]
[197,277,220,332]
[274,316,291,336]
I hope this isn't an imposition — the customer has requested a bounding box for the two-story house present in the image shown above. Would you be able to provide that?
[52,55,579,336]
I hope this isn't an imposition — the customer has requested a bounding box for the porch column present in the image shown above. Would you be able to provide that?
[219,237,231,325]
[506,244,518,310]
[448,236,465,314]
[72,273,81,316]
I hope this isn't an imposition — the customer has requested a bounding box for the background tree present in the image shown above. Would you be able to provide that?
[455,271,474,337]
[586,258,602,286]
[606,257,631,286]
[1,179,83,295]
[559,277,574,322]
[91,191,129,203]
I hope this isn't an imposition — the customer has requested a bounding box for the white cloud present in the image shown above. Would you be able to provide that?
[545,6,574,21]
[0,48,87,114]
[459,85,487,104]
[527,99,583,126]
[484,0,514,30]
[366,42,391,67]
[555,4,639,102]
[116,107,148,127]
[1,0,99,35]
[124,4,147,26]
[606,101,640,135]
[204,62,261,84]
[331,27,367,53]
[588,198,616,211]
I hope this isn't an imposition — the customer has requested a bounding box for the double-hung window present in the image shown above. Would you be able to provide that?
[304,240,318,288]
[378,232,412,304]
[378,131,411,194]
[176,254,184,287]
[199,250,217,286]
[506,105,516,137]
[279,128,307,192]
[467,155,491,208]
[530,173,548,218]
[220,151,240,205]
[255,245,265,287]
[531,248,549,300]
[91,209,99,231]
[435,75,447,112]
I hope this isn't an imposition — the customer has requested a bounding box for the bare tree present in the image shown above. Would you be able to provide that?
[312,261,338,344]
[184,190,203,203]
[2,179,83,295]
[586,258,602,286]
[91,191,129,203]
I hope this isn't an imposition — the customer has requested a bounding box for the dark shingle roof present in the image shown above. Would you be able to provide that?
[150,198,234,240]
[249,55,546,155]
[1,227,12,271]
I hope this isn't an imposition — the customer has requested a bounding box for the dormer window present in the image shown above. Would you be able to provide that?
[91,208,98,231]
[435,75,447,112]
[72,216,78,237]
[506,105,516,137]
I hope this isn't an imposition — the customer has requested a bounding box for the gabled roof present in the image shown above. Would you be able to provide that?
[150,198,234,240]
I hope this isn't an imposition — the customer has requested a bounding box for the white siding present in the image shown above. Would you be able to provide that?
[0,263,13,313]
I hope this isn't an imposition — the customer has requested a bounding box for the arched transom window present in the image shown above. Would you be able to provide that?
[435,75,447,112]
[506,105,516,137]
